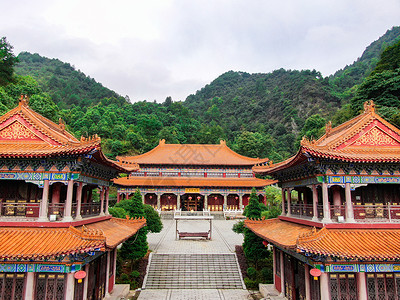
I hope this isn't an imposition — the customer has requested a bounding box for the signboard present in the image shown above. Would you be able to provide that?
[185,188,200,193]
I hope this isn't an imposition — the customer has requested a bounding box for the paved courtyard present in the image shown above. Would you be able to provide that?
[137,218,261,300]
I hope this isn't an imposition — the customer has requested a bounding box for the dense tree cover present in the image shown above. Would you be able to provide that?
[15,52,123,109]
[0,37,18,87]
[330,26,400,100]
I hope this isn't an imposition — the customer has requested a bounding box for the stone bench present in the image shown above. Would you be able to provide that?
[178,231,210,240]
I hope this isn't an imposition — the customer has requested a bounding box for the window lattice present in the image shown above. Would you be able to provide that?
[14,275,25,300]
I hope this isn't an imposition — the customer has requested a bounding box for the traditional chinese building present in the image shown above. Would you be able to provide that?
[247,100,400,300]
[0,96,146,300]
[114,140,274,212]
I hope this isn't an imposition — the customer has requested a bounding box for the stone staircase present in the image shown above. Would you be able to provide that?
[143,253,245,289]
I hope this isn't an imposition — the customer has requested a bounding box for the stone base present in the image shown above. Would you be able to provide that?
[104,284,130,300]
[259,284,286,299]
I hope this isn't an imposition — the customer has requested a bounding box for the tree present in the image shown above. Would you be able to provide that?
[242,188,269,268]
[0,37,18,86]
[117,190,148,262]
[261,186,282,219]
[143,204,163,233]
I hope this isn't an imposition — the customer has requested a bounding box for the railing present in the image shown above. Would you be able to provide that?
[0,202,40,217]
[330,205,346,222]
[80,203,101,218]
[353,204,400,222]
[289,204,314,219]
[48,203,65,219]
[285,203,400,223]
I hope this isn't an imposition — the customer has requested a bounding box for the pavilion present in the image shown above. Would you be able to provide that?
[247,100,400,299]
[114,140,275,212]
[0,96,146,300]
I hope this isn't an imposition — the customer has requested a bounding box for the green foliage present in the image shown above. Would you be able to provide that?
[117,189,148,261]
[108,206,128,219]
[261,186,282,219]
[143,204,163,233]
[0,37,18,87]
[243,227,269,268]
[115,189,145,218]
[232,220,245,234]
[243,277,258,290]
[243,188,262,219]
[247,267,257,280]
[351,69,400,116]
[372,40,400,75]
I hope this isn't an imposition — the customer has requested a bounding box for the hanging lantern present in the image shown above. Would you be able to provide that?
[197,196,200,200]
[262,241,269,247]
[214,196,218,200]
[310,268,322,281]
[235,196,238,200]
[168,196,171,200]
[189,196,192,200]
[149,195,152,199]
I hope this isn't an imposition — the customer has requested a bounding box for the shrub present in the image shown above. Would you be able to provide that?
[247,267,257,280]
[244,277,258,290]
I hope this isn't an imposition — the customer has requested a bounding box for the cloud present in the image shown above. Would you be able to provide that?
[1,0,399,102]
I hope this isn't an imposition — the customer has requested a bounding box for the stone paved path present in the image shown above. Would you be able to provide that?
[137,219,259,300]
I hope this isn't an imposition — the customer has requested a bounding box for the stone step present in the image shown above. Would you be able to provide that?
[143,253,245,289]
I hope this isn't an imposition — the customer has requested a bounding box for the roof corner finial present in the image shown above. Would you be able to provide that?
[58,118,65,131]
[220,140,226,145]
[19,94,29,107]
[325,121,332,136]
[364,100,375,114]
[159,139,165,145]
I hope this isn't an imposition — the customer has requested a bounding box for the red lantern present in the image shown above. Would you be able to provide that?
[235,196,238,200]
[149,195,152,199]
[74,270,86,283]
[310,268,322,277]
[189,196,192,200]
[168,196,171,199]
[214,196,217,200]
[262,241,269,247]
[197,196,200,200]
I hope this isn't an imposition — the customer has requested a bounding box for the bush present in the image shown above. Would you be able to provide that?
[232,220,245,234]
[143,204,163,233]
[247,267,257,280]
[244,277,258,290]
[260,267,273,283]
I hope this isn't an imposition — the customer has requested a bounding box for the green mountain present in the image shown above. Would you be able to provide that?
[15,52,126,109]
[330,26,400,98]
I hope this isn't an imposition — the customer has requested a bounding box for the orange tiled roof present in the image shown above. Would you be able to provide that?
[82,217,146,248]
[0,97,127,172]
[297,227,400,260]
[114,176,275,188]
[245,218,400,261]
[117,140,269,166]
[244,218,313,249]
[253,100,400,174]
[0,217,146,260]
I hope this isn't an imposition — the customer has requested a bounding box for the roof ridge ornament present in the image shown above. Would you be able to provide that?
[159,139,165,145]
[19,94,29,108]
[325,121,332,136]
[220,140,226,145]
[58,118,65,131]
[364,100,375,114]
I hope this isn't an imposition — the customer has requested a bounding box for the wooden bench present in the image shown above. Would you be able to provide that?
[178,231,210,240]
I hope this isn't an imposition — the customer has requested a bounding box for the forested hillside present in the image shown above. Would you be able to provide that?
[0,26,398,162]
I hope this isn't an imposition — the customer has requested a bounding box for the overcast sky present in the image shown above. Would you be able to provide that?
[2,0,399,102]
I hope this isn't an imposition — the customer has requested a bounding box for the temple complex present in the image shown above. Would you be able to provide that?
[114,140,275,212]
[247,100,400,300]
[0,96,146,300]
